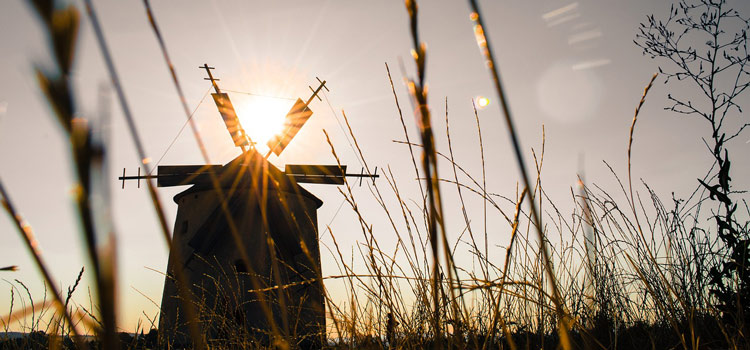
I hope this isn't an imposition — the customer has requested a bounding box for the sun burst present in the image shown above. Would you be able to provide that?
[234,96,291,151]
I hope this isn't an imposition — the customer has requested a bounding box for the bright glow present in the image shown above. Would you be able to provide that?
[537,60,601,123]
[476,96,490,109]
[234,96,291,148]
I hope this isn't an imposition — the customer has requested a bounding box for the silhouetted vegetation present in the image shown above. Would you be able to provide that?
[2,0,750,349]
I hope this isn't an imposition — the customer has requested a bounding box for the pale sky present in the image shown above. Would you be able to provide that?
[1,0,749,333]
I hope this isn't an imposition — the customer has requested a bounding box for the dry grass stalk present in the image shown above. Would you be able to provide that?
[465,0,572,348]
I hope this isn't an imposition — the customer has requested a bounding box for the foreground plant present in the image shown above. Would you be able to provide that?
[636,0,750,345]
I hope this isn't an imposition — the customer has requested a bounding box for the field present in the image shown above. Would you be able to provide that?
[2,0,750,349]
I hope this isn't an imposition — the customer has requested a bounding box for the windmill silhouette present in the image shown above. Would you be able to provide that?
[119,64,377,348]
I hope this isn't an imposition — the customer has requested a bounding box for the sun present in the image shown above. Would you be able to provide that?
[233,96,291,151]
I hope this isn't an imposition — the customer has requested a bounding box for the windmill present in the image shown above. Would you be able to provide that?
[119,64,377,348]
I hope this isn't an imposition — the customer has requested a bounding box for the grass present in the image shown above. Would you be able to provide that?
[2,0,750,349]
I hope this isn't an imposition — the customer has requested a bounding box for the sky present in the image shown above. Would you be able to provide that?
[1,0,749,333]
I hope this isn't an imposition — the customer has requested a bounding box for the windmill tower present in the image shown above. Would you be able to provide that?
[119,65,377,348]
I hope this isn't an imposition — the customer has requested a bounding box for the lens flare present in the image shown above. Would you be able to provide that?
[234,96,290,150]
[476,96,490,109]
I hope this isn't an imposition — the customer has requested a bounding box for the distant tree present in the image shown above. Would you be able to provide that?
[635,0,750,342]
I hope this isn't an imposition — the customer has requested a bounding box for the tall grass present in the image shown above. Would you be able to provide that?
[2,0,749,349]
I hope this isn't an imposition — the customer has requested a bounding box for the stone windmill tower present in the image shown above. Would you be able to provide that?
[119,65,377,348]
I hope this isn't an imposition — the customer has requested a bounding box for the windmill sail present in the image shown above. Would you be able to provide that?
[212,93,249,147]
[285,164,346,184]
[156,165,223,187]
[266,98,313,156]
